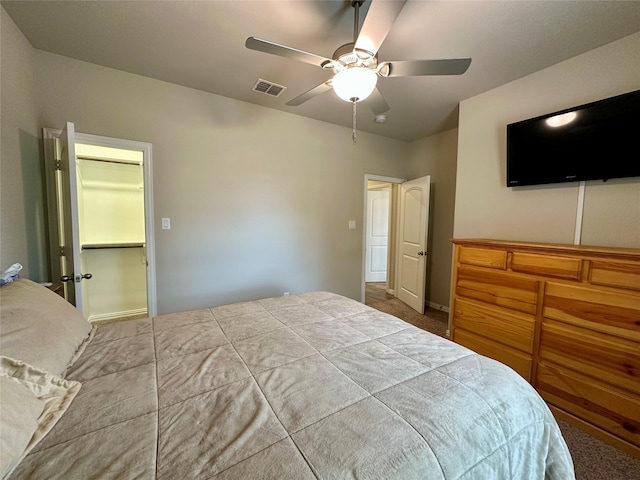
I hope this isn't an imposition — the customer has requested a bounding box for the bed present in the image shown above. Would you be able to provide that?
[1,278,574,479]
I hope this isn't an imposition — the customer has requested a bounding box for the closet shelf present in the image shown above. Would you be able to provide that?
[82,242,145,250]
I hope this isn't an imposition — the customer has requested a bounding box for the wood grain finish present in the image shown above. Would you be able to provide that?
[456,265,539,315]
[540,320,640,392]
[458,246,507,269]
[453,297,535,353]
[454,328,533,381]
[544,282,640,341]
[536,362,640,447]
[450,239,640,458]
[512,252,582,280]
[590,260,640,292]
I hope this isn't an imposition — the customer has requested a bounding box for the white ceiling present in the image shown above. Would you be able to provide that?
[3,0,640,142]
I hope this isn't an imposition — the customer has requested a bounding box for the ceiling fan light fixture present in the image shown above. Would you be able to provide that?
[332,67,377,103]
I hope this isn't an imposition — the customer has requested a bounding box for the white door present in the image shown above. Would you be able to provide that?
[397,176,431,313]
[365,188,389,282]
[57,122,88,311]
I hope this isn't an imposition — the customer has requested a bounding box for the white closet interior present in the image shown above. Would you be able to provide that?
[75,144,147,322]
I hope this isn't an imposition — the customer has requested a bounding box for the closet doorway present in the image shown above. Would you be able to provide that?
[43,124,157,321]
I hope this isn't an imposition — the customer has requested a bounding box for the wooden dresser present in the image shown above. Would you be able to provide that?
[449,239,640,459]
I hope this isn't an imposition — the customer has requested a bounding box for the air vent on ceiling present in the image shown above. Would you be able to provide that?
[252,79,287,98]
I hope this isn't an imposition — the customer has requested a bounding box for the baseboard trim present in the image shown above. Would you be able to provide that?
[88,308,148,323]
[426,301,449,313]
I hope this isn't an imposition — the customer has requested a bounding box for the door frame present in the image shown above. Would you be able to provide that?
[361,174,405,303]
[43,128,158,317]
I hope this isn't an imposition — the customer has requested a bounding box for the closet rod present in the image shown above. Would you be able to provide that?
[77,155,142,166]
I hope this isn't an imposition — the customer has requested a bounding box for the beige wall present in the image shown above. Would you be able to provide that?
[406,129,458,309]
[1,9,409,313]
[6,7,638,316]
[455,32,640,248]
[0,8,48,281]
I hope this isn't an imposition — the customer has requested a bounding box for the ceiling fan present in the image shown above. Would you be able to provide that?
[246,0,471,142]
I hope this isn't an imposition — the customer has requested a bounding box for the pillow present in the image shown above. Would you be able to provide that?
[0,279,92,376]
[0,356,81,480]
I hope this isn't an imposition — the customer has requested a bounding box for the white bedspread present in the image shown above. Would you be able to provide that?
[11,292,575,479]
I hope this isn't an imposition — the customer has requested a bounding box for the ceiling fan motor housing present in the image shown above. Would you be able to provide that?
[331,42,377,72]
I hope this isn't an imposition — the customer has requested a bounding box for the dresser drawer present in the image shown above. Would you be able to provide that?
[453,298,535,353]
[458,246,507,270]
[543,282,640,341]
[590,260,640,292]
[540,320,640,393]
[452,238,640,457]
[456,265,539,315]
[453,328,532,381]
[536,361,640,448]
[512,252,582,280]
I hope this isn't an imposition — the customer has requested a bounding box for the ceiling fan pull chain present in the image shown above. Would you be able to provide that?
[353,1,361,42]
[352,101,357,144]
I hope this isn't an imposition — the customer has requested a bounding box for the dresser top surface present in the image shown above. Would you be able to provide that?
[452,238,640,260]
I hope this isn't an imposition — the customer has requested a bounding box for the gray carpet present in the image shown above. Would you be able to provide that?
[369,298,448,338]
[366,289,640,480]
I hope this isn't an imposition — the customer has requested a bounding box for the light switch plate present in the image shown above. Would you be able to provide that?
[162,218,171,230]
[348,220,356,229]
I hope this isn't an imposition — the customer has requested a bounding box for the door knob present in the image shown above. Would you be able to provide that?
[60,273,93,283]
[417,251,425,256]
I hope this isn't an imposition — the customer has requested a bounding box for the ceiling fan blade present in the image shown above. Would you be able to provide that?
[379,58,472,77]
[355,0,406,55]
[286,81,333,107]
[367,87,389,115]
[246,37,332,68]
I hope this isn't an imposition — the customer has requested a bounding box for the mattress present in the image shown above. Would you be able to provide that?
[6,290,574,479]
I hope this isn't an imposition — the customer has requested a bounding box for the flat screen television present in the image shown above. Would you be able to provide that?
[506,89,640,187]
